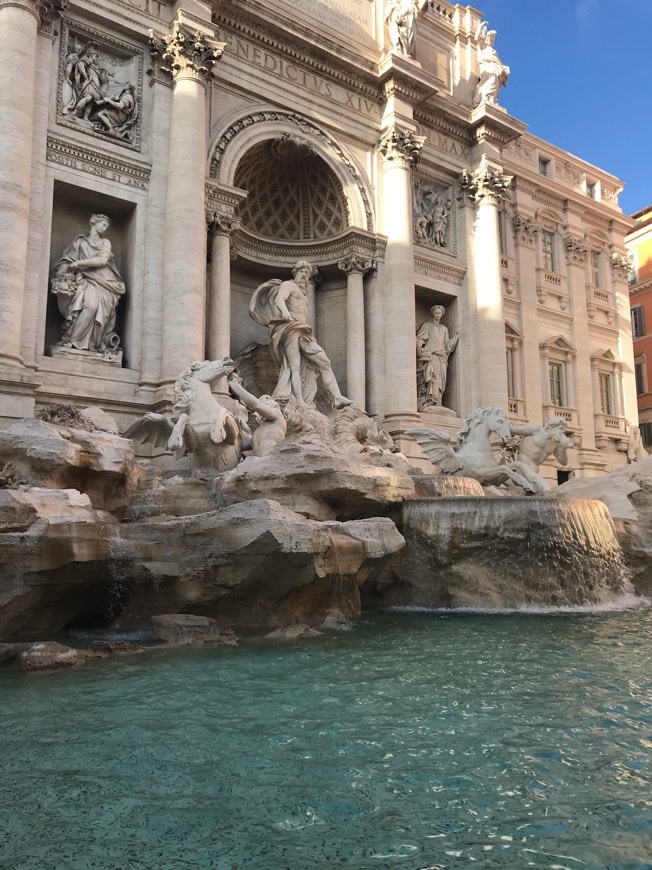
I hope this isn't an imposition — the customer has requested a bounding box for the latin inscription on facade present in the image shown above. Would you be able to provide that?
[276,0,375,50]
[222,34,380,118]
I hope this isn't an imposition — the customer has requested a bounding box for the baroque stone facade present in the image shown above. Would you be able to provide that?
[0,0,637,480]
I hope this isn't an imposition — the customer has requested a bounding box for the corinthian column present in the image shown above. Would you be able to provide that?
[206,213,238,360]
[338,254,373,408]
[149,19,225,380]
[0,0,66,365]
[461,162,511,407]
[379,126,424,425]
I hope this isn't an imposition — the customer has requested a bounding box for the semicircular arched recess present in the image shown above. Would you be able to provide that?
[208,109,374,232]
[233,138,349,241]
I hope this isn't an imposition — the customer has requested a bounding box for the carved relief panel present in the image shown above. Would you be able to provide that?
[57,21,144,151]
[413,178,456,255]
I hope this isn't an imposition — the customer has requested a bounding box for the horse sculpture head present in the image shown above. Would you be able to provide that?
[457,405,512,446]
[172,358,235,418]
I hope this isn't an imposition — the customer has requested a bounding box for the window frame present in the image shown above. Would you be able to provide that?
[631,305,646,338]
[542,230,556,273]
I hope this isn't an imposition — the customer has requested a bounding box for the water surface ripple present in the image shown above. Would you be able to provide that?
[1,611,651,869]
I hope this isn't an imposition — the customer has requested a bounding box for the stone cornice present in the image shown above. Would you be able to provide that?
[149,17,225,83]
[232,227,384,268]
[413,254,466,286]
[46,134,151,189]
[204,180,248,218]
[379,127,425,168]
[414,107,472,147]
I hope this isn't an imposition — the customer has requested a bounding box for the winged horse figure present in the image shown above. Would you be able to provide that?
[408,405,547,493]
[125,358,247,471]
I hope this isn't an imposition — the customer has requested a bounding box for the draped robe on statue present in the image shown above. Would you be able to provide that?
[53,235,126,353]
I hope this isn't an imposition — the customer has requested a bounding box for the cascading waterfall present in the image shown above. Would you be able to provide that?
[371,496,635,611]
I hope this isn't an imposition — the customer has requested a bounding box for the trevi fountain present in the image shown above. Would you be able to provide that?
[0,0,651,867]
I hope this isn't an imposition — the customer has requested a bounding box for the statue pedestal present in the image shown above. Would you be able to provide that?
[50,346,123,367]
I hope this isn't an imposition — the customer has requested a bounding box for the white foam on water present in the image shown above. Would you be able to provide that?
[387,593,651,616]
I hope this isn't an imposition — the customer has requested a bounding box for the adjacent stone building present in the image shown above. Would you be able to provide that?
[0,0,637,481]
[626,204,652,452]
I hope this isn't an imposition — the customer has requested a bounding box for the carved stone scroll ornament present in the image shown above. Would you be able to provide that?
[379,127,425,168]
[512,214,539,246]
[206,213,239,237]
[36,0,68,28]
[564,235,588,265]
[460,166,511,203]
[148,20,225,83]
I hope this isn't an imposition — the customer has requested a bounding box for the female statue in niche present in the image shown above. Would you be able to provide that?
[50,214,125,358]
[416,304,460,410]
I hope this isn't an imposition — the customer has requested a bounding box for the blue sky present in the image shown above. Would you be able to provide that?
[477,0,651,215]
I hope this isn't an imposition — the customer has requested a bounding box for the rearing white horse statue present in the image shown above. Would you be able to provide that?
[408,406,547,493]
[125,358,246,471]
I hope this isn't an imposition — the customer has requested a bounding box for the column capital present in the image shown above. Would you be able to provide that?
[512,213,539,246]
[379,126,425,169]
[0,0,67,24]
[338,254,374,276]
[460,164,511,205]
[149,18,225,84]
[206,211,239,237]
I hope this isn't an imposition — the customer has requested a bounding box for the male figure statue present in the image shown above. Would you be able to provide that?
[509,416,574,475]
[226,372,287,456]
[416,305,460,410]
[249,260,353,410]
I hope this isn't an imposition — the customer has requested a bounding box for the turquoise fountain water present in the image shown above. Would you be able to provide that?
[1,609,651,869]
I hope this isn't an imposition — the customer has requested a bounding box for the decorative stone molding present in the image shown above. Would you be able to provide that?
[610,252,630,278]
[338,254,373,276]
[148,19,225,83]
[46,134,150,189]
[512,214,538,245]
[503,138,533,163]
[209,110,373,232]
[564,235,588,265]
[379,127,425,168]
[57,20,144,151]
[231,227,383,269]
[382,76,433,107]
[460,165,511,204]
[413,255,466,286]
[557,162,581,185]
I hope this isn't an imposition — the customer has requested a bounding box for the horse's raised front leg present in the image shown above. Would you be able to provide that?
[168,413,189,451]
[210,406,229,444]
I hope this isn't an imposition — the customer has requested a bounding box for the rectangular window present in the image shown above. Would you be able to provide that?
[641,422,652,447]
[631,305,646,337]
[591,251,601,287]
[506,347,515,397]
[599,372,614,415]
[587,182,596,199]
[549,361,565,407]
[542,231,556,272]
[539,158,550,176]
[635,361,645,395]
[628,251,638,286]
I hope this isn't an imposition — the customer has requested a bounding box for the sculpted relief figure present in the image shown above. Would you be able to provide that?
[416,305,460,410]
[472,20,510,107]
[249,260,353,410]
[62,39,138,141]
[226,373,287,457]
[50,214,125,359]
[508,417,574,481]
[385,0,428,57]
[414,181,452,249]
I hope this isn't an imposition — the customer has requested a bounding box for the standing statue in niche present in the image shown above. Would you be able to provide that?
[472,20,510,107]
[385,0,428,57]
[50,214,125,359]
[416,305,460,410]
[249,260,353,410]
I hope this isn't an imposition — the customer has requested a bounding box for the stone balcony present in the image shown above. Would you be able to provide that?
[594,413,627,449]
[586,284,615,324]
[543,404,579,431]
[536,269,569,311]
